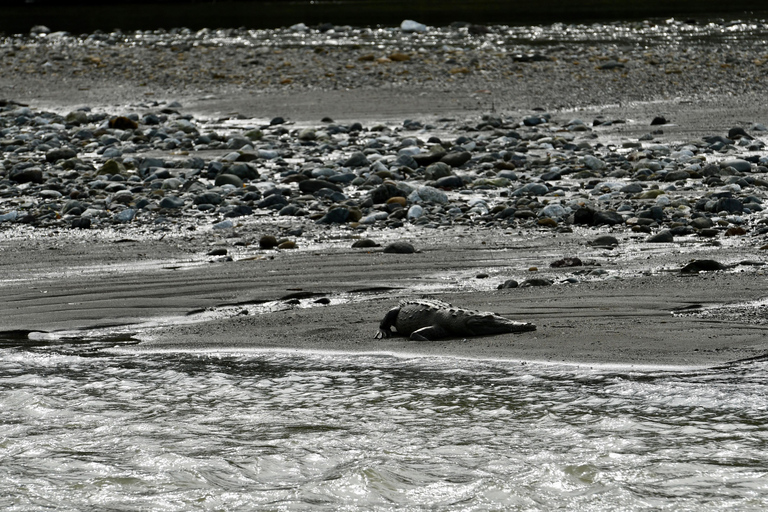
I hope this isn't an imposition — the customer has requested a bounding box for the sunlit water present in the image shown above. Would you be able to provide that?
[2,343,767,511]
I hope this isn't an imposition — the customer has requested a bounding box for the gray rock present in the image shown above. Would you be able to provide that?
[590,235,620,247]
[215,174,243,188]
[409,185,448,204]
[715,197,743,214]
[435,175,463,189]
[440,151,471,167]
[352,239,380,248]
[114,209,136,223]
[425,162,453,180]
[401,19,427,33]
[620,183,643,193]
[46,147,76,163]
[593,211,624,226]
[394,154,418,169]
[690,217,713,229]
[299,179,342,194]
[511,183,548,197]
[407,205,424,220]
[65,111,89,125]
[344,151,370,167]
[383,241,416,253]
[71,217,91,229]
[213,219,234,230]
[256,194,289,209]
[159,196,185,209]
[0,211,19,222]
[317,207,349,224]
[519,278,552,287]
[583,155,606,170]
[10,167,43,184]
[721,159,751,173]
[194,192,223,205]
[646,230,674,243]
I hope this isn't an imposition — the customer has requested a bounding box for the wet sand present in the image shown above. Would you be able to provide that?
[2,227,767,368]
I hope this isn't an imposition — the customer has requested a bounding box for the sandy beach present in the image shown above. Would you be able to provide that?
[2,19,768,368]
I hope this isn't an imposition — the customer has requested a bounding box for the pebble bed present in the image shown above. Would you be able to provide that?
[1,97,767,251]
[2,18,768,255]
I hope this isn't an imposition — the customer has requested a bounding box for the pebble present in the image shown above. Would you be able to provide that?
[383,241,416,254]
[1,87,767,258]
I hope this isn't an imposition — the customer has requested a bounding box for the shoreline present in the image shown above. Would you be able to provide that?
[2,20,768,369]
[3,232,767,368]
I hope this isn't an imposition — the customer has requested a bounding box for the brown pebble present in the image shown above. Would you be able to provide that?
[538,217,558,227]
[259,235,278,249]
[108,116,138,130]
[386,197,407,207]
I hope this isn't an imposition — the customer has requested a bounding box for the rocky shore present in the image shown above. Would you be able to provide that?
[1,18,768,366]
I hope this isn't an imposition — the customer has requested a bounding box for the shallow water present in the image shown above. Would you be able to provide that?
[2,343,767,510]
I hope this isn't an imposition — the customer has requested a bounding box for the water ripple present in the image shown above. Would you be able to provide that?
[1,349,767,510]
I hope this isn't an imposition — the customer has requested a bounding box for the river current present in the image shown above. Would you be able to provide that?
[1,343,766,510]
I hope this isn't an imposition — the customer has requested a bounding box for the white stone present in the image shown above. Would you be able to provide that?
[401,20,427,33]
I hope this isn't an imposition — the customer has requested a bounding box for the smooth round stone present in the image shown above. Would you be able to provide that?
[583,155,606,170]
[511,183,548,197]
[278,205,304,216]
[114,209,136,223]
[394,154,418,169]
[46,147,76,163]
[594,210,624,225]
[360,212,388,224]
[258,149,279,159]
[227,136,251,150]
[646,230,674,243]
[409,185,448,204]
[0,211,19,222]
[194,192,223,205]
[159,196,185,209]
[256,194,288,209]
[71,217,91,229]
[440,151,471,168]
[311,167,336,178]
[298,128,316,141]
[690,217,714,229]
[212,219,234,230]
[162,177,183,190]
[344,152,370,167]
[316,207,349,224]
[215,174,243,188]
[539,204,568,218]
[383,241,416,254]
[352,239,380,248]
[497,170,518,180]
[590,235,620,247]
[65,111,88,125]
[400,19,427,33]
[721,159,751,173]
[9,167,44,184]
[425,162,452,180]
[620,183,643,193]
[497,279,519,289]
[407,204,424,220]
[435,175,463,189]
[112,190,133,204]
[39,189,63,199]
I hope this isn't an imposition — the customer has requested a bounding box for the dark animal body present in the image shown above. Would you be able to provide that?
[375,298,536,341]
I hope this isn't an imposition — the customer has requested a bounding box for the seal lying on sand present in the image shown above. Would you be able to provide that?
[375,298,536,341]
